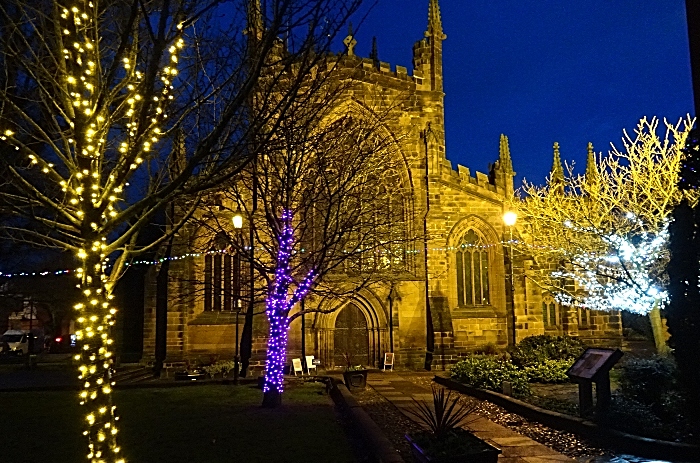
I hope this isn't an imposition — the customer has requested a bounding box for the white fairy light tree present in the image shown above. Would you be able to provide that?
[516,117,696,344]
[0,0,361,460]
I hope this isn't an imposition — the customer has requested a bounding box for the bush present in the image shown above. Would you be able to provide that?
[509,335,586,367]
[523,359,572,383]
[598,394,668,439]
[203,360,236,377]
[451,356,530,397]
[617,356,676,406]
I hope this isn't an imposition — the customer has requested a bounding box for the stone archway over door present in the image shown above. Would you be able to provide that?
[333,303,369,368]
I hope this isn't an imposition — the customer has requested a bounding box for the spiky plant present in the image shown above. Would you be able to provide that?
[407,386,478,441]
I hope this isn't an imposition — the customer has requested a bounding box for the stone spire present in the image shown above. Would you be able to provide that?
[550,142,565,192]
[343,22,357,56]
[414,0,446,92]
[246,0,263,40]
[498,134,515,197]
[584,142,599,186]
[499,134,514,174]
[426,0,446,40]
[370,36,379,68]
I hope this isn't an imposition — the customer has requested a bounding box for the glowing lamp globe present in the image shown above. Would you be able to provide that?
[232,213,243,229]
[503,211,517,226]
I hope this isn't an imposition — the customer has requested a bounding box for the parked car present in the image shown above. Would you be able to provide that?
[1,330,31,355]
[48,333,77,353]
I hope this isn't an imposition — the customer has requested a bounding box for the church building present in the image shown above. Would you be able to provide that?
[142,0,622,371]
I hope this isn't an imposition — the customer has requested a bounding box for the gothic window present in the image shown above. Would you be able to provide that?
[456,229,490,306]
[203,233,248,312]
[578,307,591,327]
[344,175,411,274]
[375,184,409,271]
[541,294,561,328]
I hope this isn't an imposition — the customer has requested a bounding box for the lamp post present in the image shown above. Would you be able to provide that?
[503,211,517,347]
[232,209,244,385]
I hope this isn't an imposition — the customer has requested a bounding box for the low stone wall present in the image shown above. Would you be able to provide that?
[434,376,700,462]
[329,380,405,463]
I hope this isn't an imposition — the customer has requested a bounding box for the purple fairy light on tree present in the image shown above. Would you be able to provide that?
[262,210,315,407]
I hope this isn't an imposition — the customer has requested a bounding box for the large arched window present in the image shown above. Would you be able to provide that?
[343,172,411,274]
[456,229,490,306]
[203,233,248,312]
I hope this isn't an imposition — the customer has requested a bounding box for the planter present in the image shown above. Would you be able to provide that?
[342,369,368,391]
[405,429,501,463]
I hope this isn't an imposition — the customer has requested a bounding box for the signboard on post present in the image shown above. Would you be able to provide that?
[567,348,623,382]
[567,347,623,416]
[383,352,394,371]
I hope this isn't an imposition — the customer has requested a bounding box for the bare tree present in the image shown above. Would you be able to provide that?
[0,0,361,459]
[187,83,416,405]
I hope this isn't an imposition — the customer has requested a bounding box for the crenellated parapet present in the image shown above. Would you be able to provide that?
[436,158,508,197]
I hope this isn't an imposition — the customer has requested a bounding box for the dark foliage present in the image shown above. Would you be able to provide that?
[509,335,586,367]
[406,386,478,441]
[666,128,700,431]
[617,356,676,406]
[451,355,531,397]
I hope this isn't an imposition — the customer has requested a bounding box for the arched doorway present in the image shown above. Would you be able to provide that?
[333,303,369,368]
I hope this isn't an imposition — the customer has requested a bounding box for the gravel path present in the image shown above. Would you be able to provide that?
[354,373,615,462]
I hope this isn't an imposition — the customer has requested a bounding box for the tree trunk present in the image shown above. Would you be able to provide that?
[648,304,670,356]
[75,261,121,461]
[238,302,254,378]
[154,240,173,376]
[261,312,289,408]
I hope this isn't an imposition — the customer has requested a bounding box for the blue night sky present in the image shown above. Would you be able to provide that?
[350,0,694,186]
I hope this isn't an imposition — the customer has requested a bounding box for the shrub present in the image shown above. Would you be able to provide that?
[203,360,236,377]
[406,386,478,441]
[472,342,500,356]
[509,335,586,367]
[451,355,530,397]
[617,356,677,406]
[597,394,668,439]
[523,359,572,383]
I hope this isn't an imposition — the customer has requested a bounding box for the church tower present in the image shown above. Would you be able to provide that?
[413,0,447,92]
[413,0,448,172]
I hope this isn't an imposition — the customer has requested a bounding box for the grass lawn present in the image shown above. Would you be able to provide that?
[0,382,360,463]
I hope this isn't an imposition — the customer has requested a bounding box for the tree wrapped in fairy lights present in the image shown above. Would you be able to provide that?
[262,210,316,406]
[0,0,362,460]
[515,117,696,345]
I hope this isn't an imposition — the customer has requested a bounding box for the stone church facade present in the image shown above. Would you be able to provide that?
[142,0,621,371]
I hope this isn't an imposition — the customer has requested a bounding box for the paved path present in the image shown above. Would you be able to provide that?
[367,371,576,463]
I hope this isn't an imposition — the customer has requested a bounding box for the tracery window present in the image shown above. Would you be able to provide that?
[456,229,490,306]
[344,176,411,274]
[203,233,248,312]
[541,294,561,328]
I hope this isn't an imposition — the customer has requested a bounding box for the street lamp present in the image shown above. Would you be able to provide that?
[232,210,244,230]
[232,208,243,384]
[503,211,517,347]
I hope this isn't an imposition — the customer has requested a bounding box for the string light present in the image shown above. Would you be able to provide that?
[2,239,528,279]
[551,218,669,315]
[263,210,316,396]
[0,2,185,461]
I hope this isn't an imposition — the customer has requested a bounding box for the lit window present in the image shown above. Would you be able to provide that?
[203,233,247,311]
[456,230,490,306]
[542,294,561,328]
